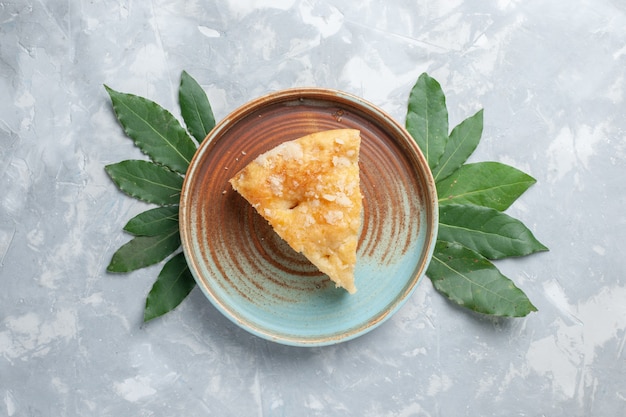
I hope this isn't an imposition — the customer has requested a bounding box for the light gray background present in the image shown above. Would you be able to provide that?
[1,0,625,415]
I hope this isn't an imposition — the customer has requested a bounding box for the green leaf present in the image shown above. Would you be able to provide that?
[124,206,179,236]
[105,85,197,174]
[427,241,537,317]
[107,229,181,273]
[144,252,196,322]
[179,71,216,144]
[406,73,449,170]
[105,160,183,206]
[438,204,549,260]
[433,109,483,182]
[437,162,536,211]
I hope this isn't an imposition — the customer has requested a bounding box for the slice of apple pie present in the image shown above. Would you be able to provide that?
[229,129,362,293]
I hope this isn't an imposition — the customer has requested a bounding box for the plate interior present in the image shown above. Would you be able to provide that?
[180,89,437,346]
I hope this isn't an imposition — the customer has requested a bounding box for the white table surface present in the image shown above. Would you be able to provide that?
[1,0,625,415]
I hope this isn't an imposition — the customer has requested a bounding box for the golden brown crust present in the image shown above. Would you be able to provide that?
[229,129,362,293]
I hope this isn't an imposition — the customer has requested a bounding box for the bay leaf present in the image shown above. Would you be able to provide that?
[144,252,196,322]
[432,109,483,182]
[427,241,537,317]
[405,73,449,170]
[179,70,216,144]
[124,206,179,237]
[437,204,548,259]
[437,162,536,211]
[105,85,197,174]
[107,230,181,273]
[105,160,183,206]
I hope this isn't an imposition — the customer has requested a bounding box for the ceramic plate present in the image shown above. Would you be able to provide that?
[180,88,438,346]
